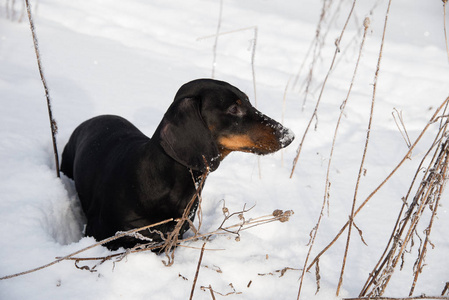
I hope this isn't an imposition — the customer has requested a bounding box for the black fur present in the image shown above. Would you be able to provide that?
[61,79,294,250]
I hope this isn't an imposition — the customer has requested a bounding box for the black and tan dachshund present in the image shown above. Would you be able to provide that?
[61,79,294,250]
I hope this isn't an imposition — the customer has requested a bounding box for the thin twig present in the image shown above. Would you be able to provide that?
[392,108,412,149]
[359,102,449,296]
[295,1,358,298]
[190,242,207,300]
[162,169,208,266]
[362,117,449,297]
[359,104,449,296]
[296,14,370,300]
[409,152,447,296]
[443,0,449,63]
[336,16,373,296]
[306,96,449,274]
[54,209,293,264]
[344,296,449,300]
[290,0,357,179]
[211,0,223,78]
[25,0,60,178]
[0,218,173,280]
[359,113,449,297]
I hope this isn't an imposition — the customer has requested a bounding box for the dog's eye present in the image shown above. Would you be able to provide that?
[228,104,241,116]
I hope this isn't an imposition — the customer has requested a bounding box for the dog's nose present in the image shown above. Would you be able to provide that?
[279,126,295,148]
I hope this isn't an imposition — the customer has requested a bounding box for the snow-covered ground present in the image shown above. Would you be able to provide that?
[1,0,448,299]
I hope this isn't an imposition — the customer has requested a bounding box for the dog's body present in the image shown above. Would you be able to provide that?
[61,79,294,250]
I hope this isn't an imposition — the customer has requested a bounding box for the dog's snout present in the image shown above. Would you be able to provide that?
[278,126,295,148]
[260,115,295,149]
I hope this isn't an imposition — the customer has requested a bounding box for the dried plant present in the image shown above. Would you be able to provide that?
[336,0,392,293]
[290,0,358,179]
[189,242,207,300]
[0,187,293,281]
[359,112,449,297]
[296,12,371,300]
[444,0,449,63]
[304,96,449,285]
[25,0,60,178]
[211,0,223,78]
[344,296,449,300]
[200,283,242,298]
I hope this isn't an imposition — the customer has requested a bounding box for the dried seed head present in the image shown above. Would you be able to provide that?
[235,236,240,242]
[222,207,229,215]
[273,209,294,222]
[363,17,370,30]
[280,210,294,222]
[273,209,283,217]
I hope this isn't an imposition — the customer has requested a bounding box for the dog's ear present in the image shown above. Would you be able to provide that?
[157,97,220,172]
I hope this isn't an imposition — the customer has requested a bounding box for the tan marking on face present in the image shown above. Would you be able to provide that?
[218,135,255,152]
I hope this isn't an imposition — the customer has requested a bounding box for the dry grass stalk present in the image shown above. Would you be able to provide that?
[0,218,173,280]
[200,284,241,297]
[344,297,449,300]
[189,242,207,300]
[290,0,357,179]
[359,102,449,296]
[292,0,346,101]
[293,1,359,297]
[336,16,373,297]
[198,22,261,177]
[305,95,449,275]
[198,25,259,106]
[257,266,300,277]
[337,0,393,292]
[443,0,449,63]
[25,0,60,178]
[293,0,334,109]
[211,0,223,78]
[359,116,449,297]
[201,285,217,300]
[392,109,412,149]
[161,170,208,266]
[408,135,449,296]
[442,282,449,296]
[359,107,449,296]
[296,13,370,299]
[0,205,293,280]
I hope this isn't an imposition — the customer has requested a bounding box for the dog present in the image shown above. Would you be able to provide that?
[61,79,294,250]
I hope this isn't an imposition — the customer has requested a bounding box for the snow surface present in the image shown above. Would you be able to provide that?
[0,0,448,299]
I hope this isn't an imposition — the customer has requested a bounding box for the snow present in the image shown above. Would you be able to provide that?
[1,0,448,299]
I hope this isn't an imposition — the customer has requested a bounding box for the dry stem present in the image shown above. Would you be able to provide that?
[0,218,173,280]
[211,0,223,78]
[190,242,206,300]
[444,0,449,63]
[0,207,293,280]
[393,109,412,148]
[336,0,392,293]
[294,1,359,298]
[161,170,208,266]
[25,0,60,178]
[296,13,370,300]
[305,96,449,274]
[290,0,357,179]
[344,297,449,300]
[359,120,449,297]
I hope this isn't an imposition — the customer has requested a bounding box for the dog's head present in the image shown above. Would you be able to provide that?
[155,79,295,172]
